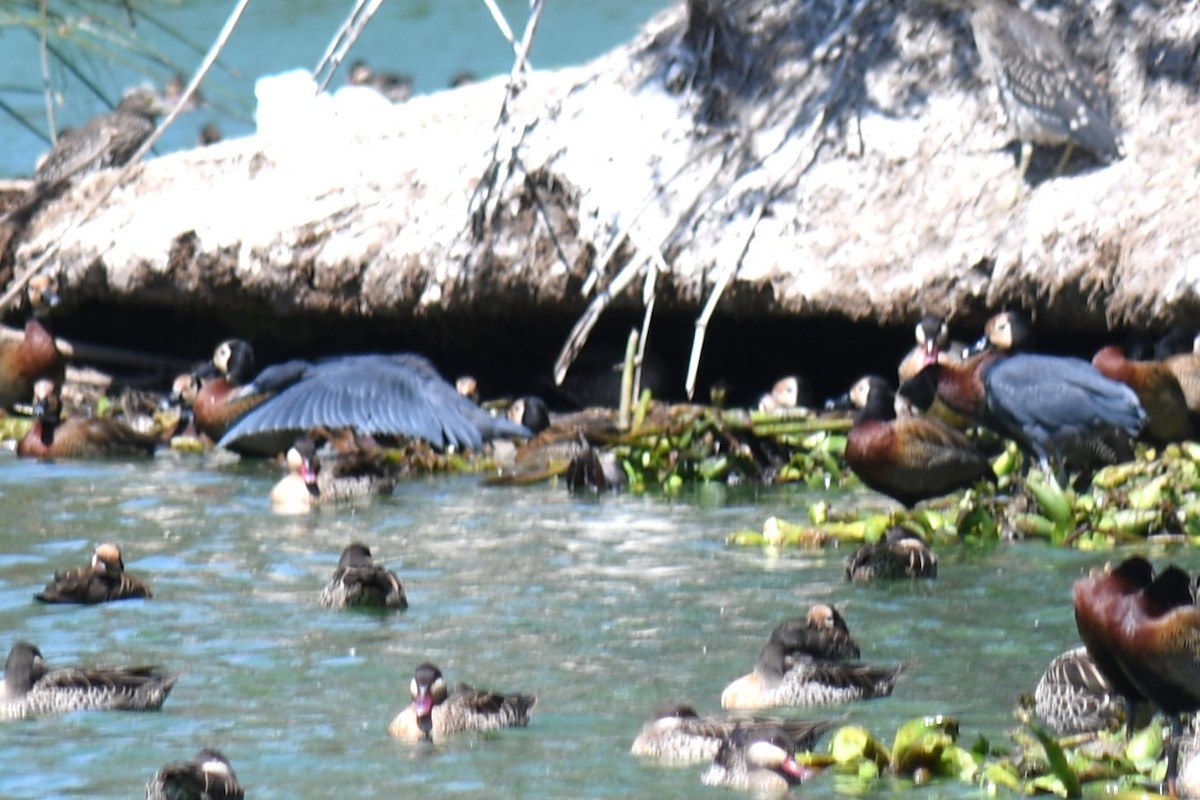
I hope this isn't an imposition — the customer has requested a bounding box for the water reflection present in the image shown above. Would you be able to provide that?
[0,451,1153,798]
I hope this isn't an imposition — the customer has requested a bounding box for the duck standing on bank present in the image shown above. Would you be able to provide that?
[17,378,160,459]
[843,375,995,508]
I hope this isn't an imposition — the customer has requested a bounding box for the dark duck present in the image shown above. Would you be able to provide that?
[17,378,160,459]
[721,605,909,710]
[145,748,243,800]
[317,542,407,610]
[844,375,995,508]
[1076,558,1200,795]
[0,274,65,413]
[35,542,152,604]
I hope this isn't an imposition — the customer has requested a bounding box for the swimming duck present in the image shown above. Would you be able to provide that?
[34,542,152,604]
[721,608,908,710]
[200,340,529,455]
[269,434,397,513]
[700,724,817,793]
[1,640,178,720]
[844,527,938,582]
[844,375,995,508]
[17,378,160,459]
[347,59,414,103]
[318,543,407,610]
[1033,646,1148,736]
[766,604,861,662]
[145,748,243,800]
[0,274,65,412]
[387,662,535,741]
[630,703,837,765]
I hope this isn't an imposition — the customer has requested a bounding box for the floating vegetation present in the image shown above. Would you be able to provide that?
[816,715,1172,797]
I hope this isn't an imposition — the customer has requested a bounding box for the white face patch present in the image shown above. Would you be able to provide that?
[745,739,786,768]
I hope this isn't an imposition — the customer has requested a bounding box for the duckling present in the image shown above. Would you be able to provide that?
[17,378,160,459]
[269,435,397,513]
[35,542,152,604]
[387,662,535,741]
[700,725,817,793]
[630,703,837,765]
[145,748,243,800]
[1,640,179,720]
[844,527,938,582]
[722,607,908,710]
[757,377,800,412]
[318,543,406,610]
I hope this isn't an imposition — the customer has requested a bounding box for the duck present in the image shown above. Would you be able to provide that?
[318,543,407,610]
[896,314,970,385]
[145,748,243,800]
[843,375,995,508]
[721,608,909,710]
[844,527,938,582]
[1160,331,1200,414]
[630,703,837,765]
[346,59,414,103]
[1088,561,1200,794]
[0,274,65,412]
[16,378,160,459]
[387,662,535,741]
[189,339,281,442]
[33,87,163,193]
[1033,646,1148,736]
[196,340,529,455]
[935,311,1145,473]
[270,434,397,513]
[1092,344,1193,444]
[0,640,179,720]
[757,377,802,412]
[765,604,861,662]
[700,725,817,793]
[1072,556,1154,737]
[34,542,152,604]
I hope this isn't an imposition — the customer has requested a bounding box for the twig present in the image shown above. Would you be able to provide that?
[466,0,546,236]
[479,0,522,58]
[0,324,193,373]
[38,0,57,145]
[683,0,875,398]
[313,0,386,92]
[0,0,253,315]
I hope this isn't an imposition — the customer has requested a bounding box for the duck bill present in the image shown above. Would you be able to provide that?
[781,757,814,783]
[413,692,434,737]
[922,341,941,367]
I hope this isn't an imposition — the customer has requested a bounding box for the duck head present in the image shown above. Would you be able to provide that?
[410,662,448,737]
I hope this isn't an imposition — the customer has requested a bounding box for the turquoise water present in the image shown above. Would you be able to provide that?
[0,451,1187,798]
[0,0,669,177]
